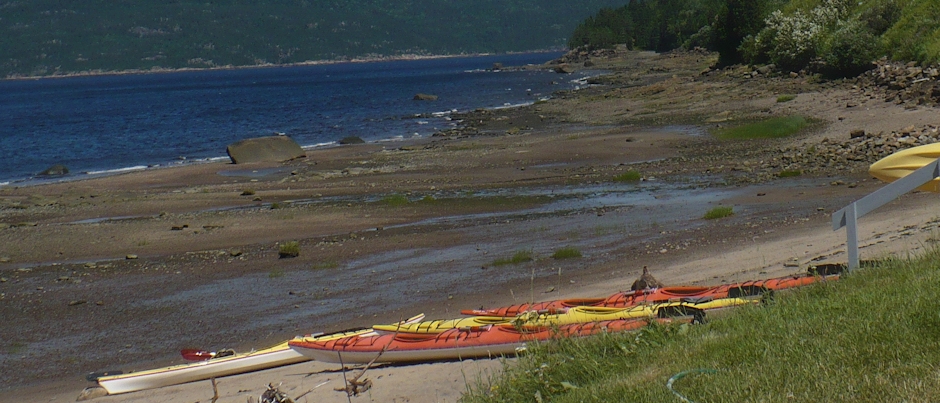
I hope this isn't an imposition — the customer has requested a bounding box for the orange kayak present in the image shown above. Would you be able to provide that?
[288,318,678,364]
[461,271,839,317]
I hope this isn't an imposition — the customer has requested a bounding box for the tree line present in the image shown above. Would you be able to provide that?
[570,0,935,77]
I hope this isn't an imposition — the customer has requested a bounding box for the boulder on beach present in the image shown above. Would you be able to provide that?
[413,93,438,101]
[38,164,69,176]
[226,136,305,164]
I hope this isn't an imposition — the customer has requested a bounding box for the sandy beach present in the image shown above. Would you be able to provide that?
[3,49,940,402]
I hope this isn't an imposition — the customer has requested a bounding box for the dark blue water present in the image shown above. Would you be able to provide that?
[0,52,594,185]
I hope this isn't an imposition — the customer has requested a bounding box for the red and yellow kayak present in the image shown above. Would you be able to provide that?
[461,272,838,317]
[289,317,681,364]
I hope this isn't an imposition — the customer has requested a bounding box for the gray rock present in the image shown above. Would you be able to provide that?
[413,93,438,101]
[339,136,365,145]
[226,136,305,164]
[38,164,69,176]
[554,65,574,74]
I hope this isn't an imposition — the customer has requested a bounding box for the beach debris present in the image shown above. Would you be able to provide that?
[76,386,108,401]
[631,266,665,291]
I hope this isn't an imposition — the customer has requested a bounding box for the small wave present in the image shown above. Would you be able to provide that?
[85,165,149,175]
[0,181,9,187]
[431,109,457,117]
[491,101,534,110]
[375,135,406,143]
[301,141,338,150]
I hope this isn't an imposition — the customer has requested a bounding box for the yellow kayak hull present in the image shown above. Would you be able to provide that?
[869,143,940,192]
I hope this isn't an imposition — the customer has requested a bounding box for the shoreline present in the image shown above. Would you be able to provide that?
[2,49,566,81]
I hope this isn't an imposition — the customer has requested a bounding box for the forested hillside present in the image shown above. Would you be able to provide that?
[0,0,628,78]
[570,0,939,77]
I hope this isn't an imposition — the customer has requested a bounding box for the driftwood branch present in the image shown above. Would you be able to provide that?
[210,378,220,403]
[336,316,405,397]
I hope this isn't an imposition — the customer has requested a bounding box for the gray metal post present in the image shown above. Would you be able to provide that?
[846,203,858,271]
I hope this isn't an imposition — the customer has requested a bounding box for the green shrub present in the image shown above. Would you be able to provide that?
[551,247,583,259]
[859,0,902,35]
[492,250,534,266]
[881,0,940,63]
[703,206,734,219]
[778,169,802,178]
[715,116,809,140]
[613,170,642,182]
[819,19,879,78]
[278,241,300,258]
[776,94,796,102]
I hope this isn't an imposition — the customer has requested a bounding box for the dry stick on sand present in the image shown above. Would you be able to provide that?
[210,378,220,403]
[336,317,406,398]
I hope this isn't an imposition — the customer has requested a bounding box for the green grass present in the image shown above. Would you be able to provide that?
[462,252,940,402]
[613,170,642,182]
[778,169,802,178]
[776,94,796,103]
[268,269,285,278]
[702,206,733,219]
[311,261,339,270]
[278,241,300,258]
[382,194,411,206]
[551,247,583,259]
[492,250,534,266]
[714,116,809,140]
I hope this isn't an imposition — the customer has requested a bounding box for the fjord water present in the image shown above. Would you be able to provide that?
[0,51,588,185]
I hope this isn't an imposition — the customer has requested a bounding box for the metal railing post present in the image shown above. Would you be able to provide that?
[846,203,859,272]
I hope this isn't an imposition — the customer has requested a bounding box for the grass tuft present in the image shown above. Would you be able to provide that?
[551,247,583,259]
[311,261,339,270]
[703,206,733,220]
[278,241,300,258]
[492,250,534,266]
[714,116,809,140]
[382,194,410,206]
[777,169,802,178]
[463,252,940,402]
[613,170,642,182]
[776,94,796,102]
